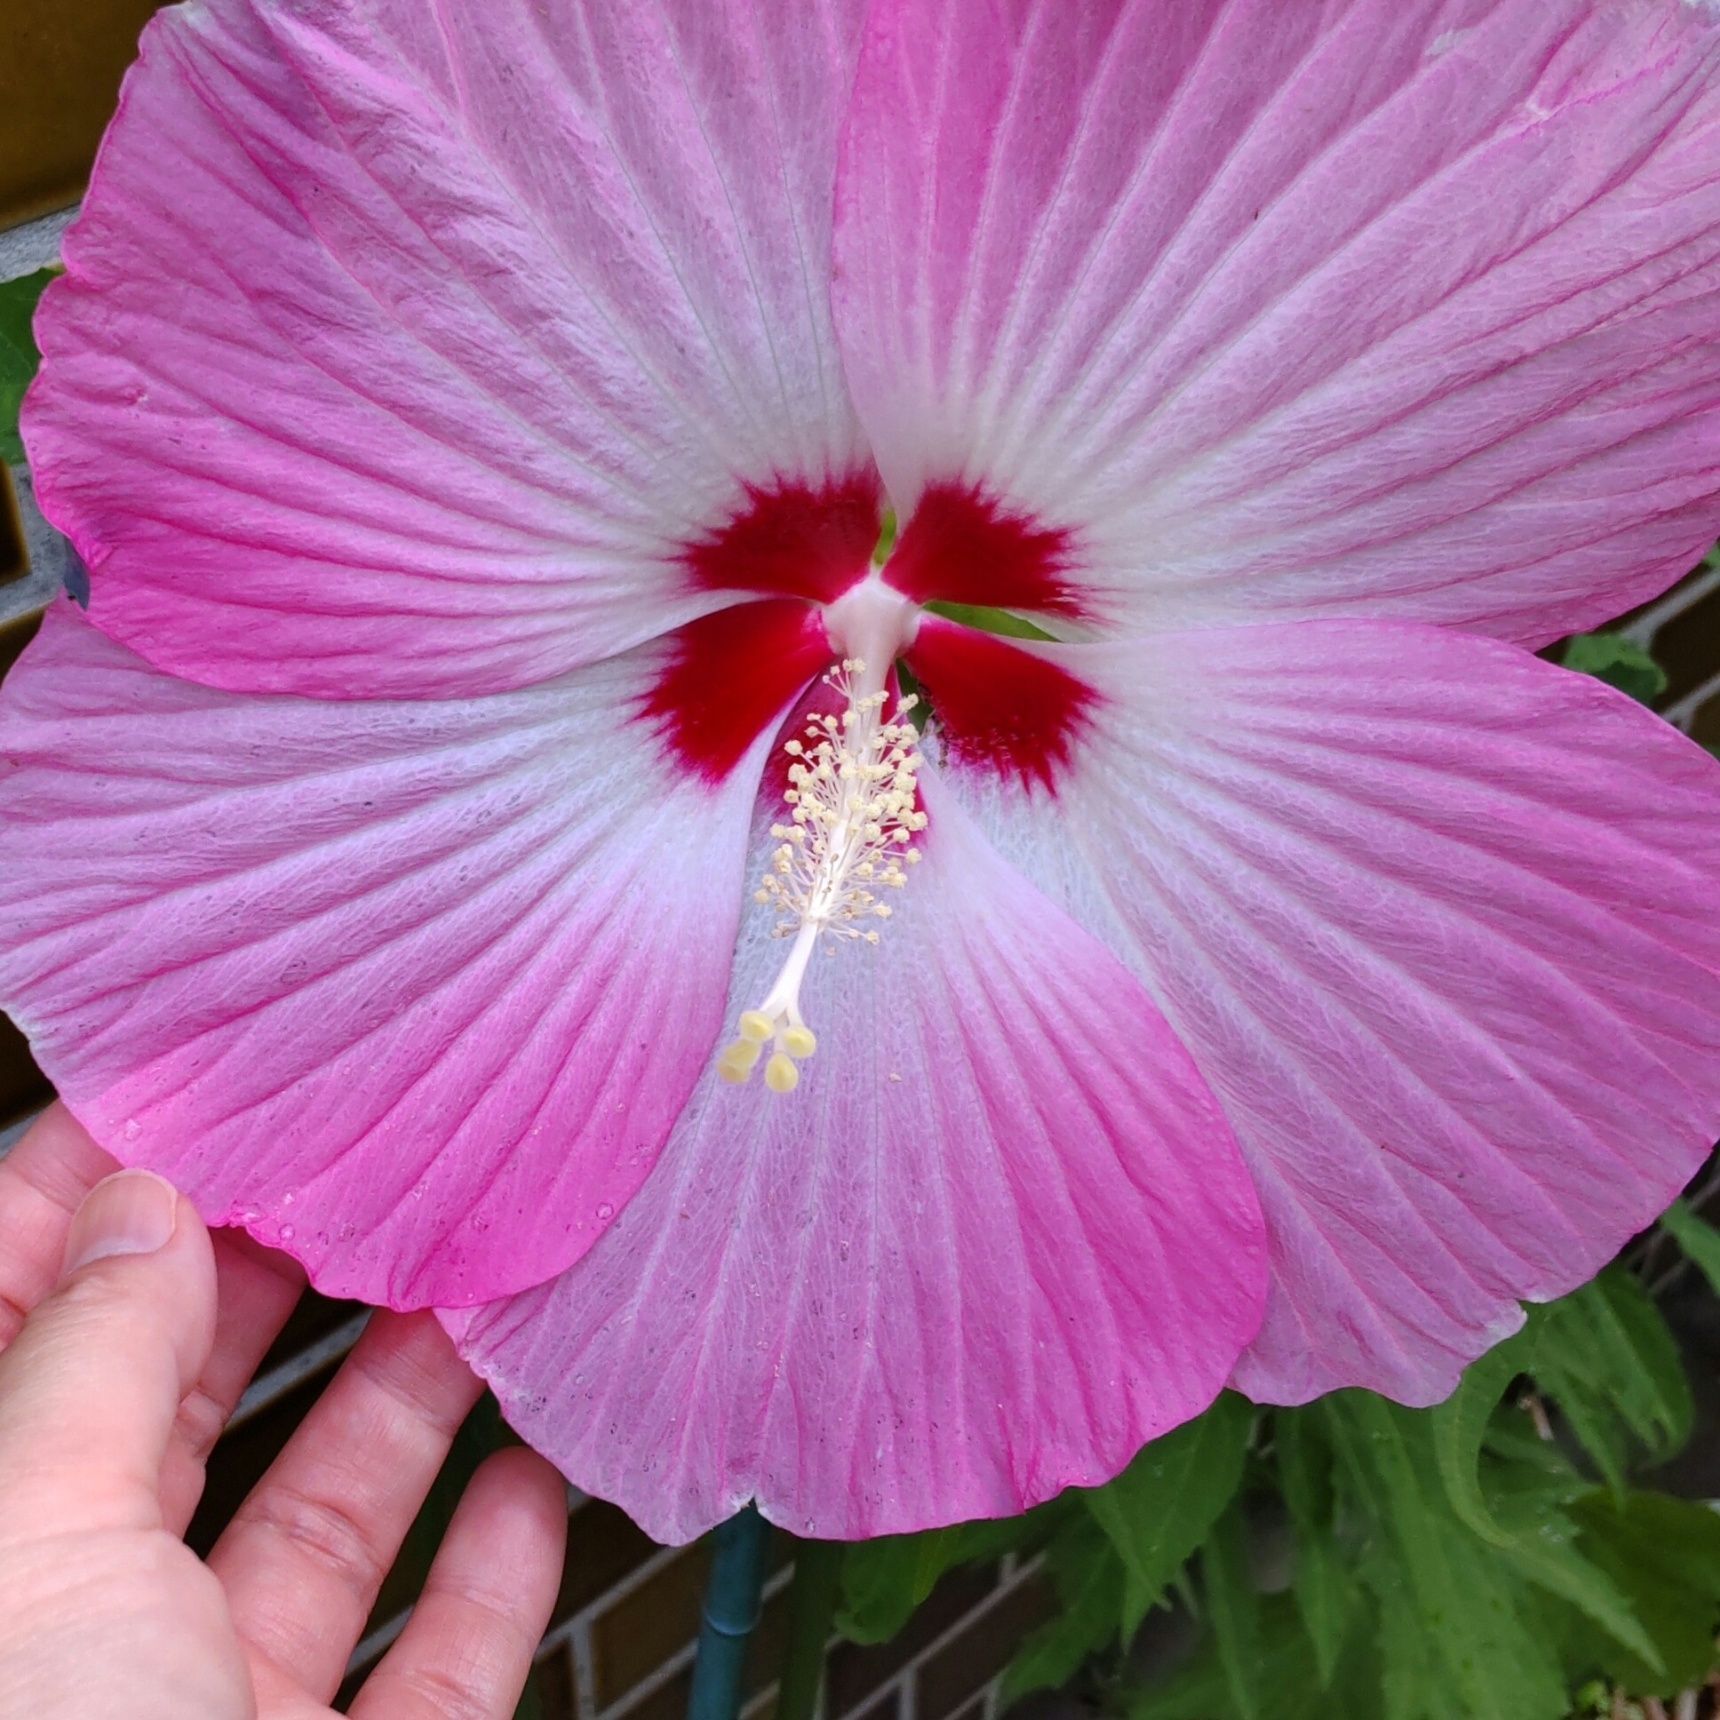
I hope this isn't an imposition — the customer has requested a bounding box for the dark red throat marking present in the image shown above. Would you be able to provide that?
[906,615,1097,794]
[885,482,1082,618]
[682,470,883,604]
[642,600,833,783]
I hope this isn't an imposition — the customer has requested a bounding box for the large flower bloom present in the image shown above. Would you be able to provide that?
[4,0,1720,1542]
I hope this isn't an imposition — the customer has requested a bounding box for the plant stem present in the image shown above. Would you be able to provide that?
[778,1539,844,1720]
[688,1505,772,1720]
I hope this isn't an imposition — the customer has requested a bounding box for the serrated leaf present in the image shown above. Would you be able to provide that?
[1489,1496,1662,1674]
[1560,631,1668,703]
[1322,1394,1568,1720]
[1430,1331,1528,1546]
[1422,1334,1666,1675]
[1131,1596,1369,1720]
[1571,1491,1720,1696]
[1081,1393,1251,1635]
[0,268,54,468]
[1660,1197,1720,1298]
[1531,1271,1692,1492]
[1000,1517,1121,1705]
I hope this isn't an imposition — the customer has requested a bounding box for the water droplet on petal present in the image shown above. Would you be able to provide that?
[122,1119,140,1141]
[596,1202,615,1222]
[280,1224,296,1241]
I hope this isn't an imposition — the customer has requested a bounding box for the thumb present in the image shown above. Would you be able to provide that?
[0,1169,218,1536]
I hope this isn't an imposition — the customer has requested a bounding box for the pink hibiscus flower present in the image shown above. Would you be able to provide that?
[4,0,1720,1544]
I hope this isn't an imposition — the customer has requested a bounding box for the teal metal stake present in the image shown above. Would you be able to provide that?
[688,1505,772,1720]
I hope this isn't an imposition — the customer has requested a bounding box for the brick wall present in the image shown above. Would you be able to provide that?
[4,24,1720,1716]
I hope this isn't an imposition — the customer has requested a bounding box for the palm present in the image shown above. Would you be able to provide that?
[0,1108,566,1720]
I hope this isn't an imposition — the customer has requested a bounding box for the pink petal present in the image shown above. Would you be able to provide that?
[938,618,1720,1406]
[0,606,803,1308]
[836,0,1720,646]
[444,776,1266,1543]
[28,0,870,698]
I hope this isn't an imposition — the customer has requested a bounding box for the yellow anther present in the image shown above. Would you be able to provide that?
[781,1025,817,1060]
[717,1037,762,1079]
[764,1052,800,1093]
[737,1010,775,1044]
[717,1047,755,1085]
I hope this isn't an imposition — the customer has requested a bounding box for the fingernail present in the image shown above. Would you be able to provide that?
[62,1170,179,1277]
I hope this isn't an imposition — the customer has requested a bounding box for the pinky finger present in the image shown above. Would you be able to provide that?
[350,1446,568,1720]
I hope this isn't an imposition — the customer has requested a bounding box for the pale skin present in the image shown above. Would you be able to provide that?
[0,1104,569,1720]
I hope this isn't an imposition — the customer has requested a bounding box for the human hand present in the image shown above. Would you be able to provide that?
[0,1105,567,1720]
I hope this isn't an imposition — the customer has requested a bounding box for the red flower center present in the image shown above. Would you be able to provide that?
[643,473,1097,790]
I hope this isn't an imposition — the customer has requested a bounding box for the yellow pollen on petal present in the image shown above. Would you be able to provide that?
[714,652,925,1096]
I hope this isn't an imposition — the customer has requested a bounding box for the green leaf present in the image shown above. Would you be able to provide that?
[1429,1330,1529,1546]
[836,1509,1050,1644]
[1372,1565,1435,1720]
[1131,1597,1370,1720]
[1202,1501,1261,1720]
[1321,1394,1568,1720]
[1289,1519,1351,1688]
[1570,1491,1720,1695]
[922,600,1058,642]
[1080,1393,1252,1634]
[1660,1197,1720,1298]
[1489,1494,1663,1675]
[1424,1333,1665,1674]
[1560,631,1668,704]
[1274,1412,1334,1533]
[1530,1271,1692,1492]
[1273,1413,1351,1683]
[1480,1420,1587,1503]
[0,268,54,468]
[837,1529,973,1644]
[999,1517,1121,1705]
